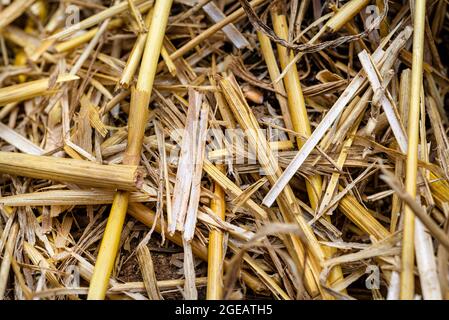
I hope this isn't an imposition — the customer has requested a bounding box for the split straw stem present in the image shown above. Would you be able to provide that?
[87,0,173,300]
[400,0,426,300]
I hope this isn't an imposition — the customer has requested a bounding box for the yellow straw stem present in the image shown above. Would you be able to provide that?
[206,165,226,300]
[0,75,79,106]
[325,0,371,32]
[271,11,322,209]
[271,11,344,289]
[55,19,123,53]
[400,0,426,300]
[87,0,173,300]
[0,152,144,191]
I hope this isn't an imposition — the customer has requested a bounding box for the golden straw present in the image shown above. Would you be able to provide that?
[400,0,426,300]
[87,0,174,300]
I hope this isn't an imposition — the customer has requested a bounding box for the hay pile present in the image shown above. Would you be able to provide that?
[0,0,448,300]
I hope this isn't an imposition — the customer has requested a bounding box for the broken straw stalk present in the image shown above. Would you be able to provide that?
[87,0,173,300]
[0,152,144,191]
[0,190,153,206]
[48,0,148,40]
[0,75,79,106]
